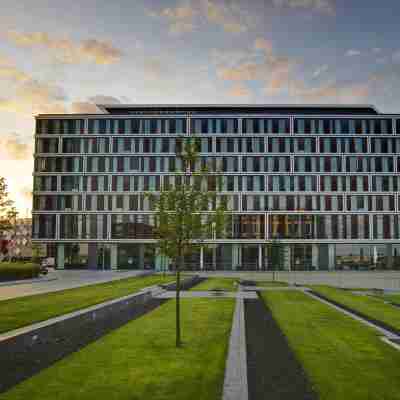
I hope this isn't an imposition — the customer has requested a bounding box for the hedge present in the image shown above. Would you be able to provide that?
[0,263,41,282]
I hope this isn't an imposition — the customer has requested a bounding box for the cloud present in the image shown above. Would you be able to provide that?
[294,80,370,103]
[71,95,122,113]
[78,40,123,64]
[0,57,31,82]
[312,64,329,78]
[20,186,33,201]
[202,0,251,33]
[217,62,260,81]
[214,36,375,104]
[0,64,31,83]
[210,48,256,68]
[150,4,197,34]
[345,49,361,57]
[227,83,252,97]
[0,80,67,115]
[0,133,33,160]
[149,0,255,34]
[148,3,197,34]
[254,38,273,57]
[6,31,123,65]
[216,37,297,96]
[271,0,335,14]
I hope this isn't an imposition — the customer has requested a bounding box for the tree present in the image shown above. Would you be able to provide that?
[0,178,19,262]
[148,138,228,347]
[0,177,17,233]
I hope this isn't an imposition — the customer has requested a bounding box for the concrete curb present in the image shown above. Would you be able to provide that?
[0,276,58,287]
[0,284,164,342]
[222,297,248,400]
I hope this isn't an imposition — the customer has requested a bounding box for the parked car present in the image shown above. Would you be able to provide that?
[41,257,55,268]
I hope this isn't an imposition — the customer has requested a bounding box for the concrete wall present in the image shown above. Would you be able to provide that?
[0,275,200,394]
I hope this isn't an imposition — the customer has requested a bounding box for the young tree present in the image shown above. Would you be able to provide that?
[0,177,18,234]
[148,138,228,347]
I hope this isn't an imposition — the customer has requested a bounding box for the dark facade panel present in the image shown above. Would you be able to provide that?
[102,105,379,115]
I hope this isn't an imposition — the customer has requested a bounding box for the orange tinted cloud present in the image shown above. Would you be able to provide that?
[202,0,250,33]
[20,186,33,201]
[272,0,335,14]
[227,83,252,98]
[0,133,33,160]
[149,0,254,34]
[217,38,297,96]
[0,57,31,82]
[294,81,370,103]
[217,62,260,81]
[6,31,123,65]
[0,80,67,115]
[150,4,197,34]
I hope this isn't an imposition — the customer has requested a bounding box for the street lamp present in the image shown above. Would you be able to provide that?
[212,221,216,270]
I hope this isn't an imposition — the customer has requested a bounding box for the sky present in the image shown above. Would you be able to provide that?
[1,0,400,214]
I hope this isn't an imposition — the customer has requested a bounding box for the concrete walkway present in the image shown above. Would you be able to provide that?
[240,285,307,291]
[155,290,257,299]
[196,271,400,290]
[223,297,248,400]
[0,270,150,301]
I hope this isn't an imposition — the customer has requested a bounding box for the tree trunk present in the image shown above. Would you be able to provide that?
[175,254,183,347]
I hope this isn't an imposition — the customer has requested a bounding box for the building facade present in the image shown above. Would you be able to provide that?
[32,104,400,270]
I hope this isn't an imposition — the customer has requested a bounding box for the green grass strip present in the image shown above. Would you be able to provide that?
[312,285,400,332]
[261,291,400,400]
[382,293,400,306]
[190,277,238,291]
[0,274,174,334]
[2,298,234,400]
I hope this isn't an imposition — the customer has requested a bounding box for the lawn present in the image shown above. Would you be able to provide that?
[382,293,400,306]
[261,291,400,400]
[190,277,238,291]
[311,285,400,332]
[0,274,174,334]
[2,298,235,400]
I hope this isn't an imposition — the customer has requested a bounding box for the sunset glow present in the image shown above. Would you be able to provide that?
[1,0,400,213]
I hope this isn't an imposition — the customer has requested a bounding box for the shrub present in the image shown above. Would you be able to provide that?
[0,262,41,282]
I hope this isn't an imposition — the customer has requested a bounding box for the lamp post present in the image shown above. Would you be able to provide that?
[212,221,216,270]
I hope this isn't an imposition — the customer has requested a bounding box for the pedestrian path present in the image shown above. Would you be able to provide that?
[223,297,248,400]
[0,270,149,301]
[240,285,307,291]
[155,290,258,299]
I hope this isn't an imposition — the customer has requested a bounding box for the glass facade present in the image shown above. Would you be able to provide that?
[32,107,400,270]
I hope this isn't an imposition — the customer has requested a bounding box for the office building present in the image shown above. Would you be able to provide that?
[32,104,400,270]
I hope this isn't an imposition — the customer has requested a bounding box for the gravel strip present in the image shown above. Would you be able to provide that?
[244,296,317,400]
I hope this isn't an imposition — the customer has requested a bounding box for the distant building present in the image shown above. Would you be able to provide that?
[32,104,400,270]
